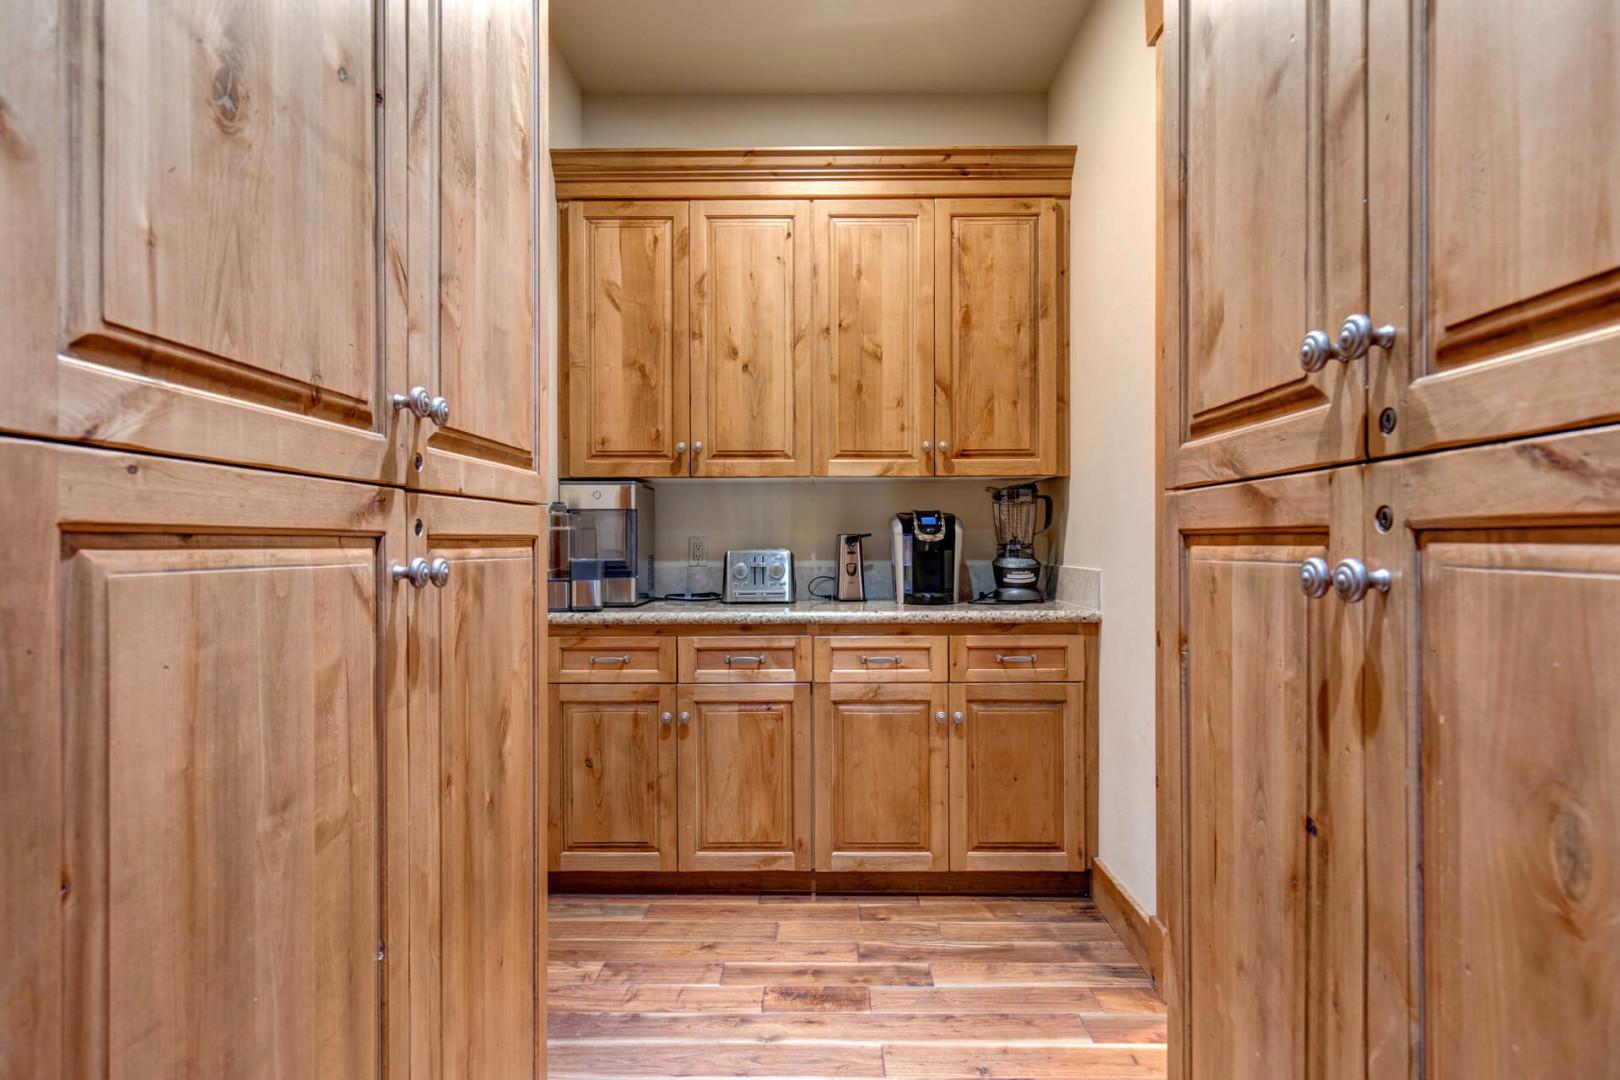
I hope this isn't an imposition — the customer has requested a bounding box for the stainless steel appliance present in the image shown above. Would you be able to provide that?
[988,482,1054,603]
[723,548,795,603]
[546,501,571,612]
[891,511,963,605]
[558,480,655,607]
[836,532,870,601]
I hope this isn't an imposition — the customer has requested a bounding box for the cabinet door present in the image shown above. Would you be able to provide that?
[813,200,935,476]
[815,683,950,872]
[406,0,541,502]
[934,198,1062,477]
[1159,468,1364,1080]
[1160,0,1366,487]
[690,201,813,476]
[1,0,409,484]
[408,493,542,1078]
[0,439,409,1078]
[677,684,812,871]
[564,201,691,478]
[1365,426,1620,1080]
[1368,2,1620,457]
[947,682,1084,871]
[549,683,678,871]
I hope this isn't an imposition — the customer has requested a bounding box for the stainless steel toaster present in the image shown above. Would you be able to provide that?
[722,548,795,603]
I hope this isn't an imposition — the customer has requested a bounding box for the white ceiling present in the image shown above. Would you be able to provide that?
[551,0,1095,95]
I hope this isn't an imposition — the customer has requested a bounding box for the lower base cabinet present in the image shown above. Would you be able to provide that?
[549,684,678,871]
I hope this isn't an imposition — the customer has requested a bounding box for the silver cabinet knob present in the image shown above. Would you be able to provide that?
[1336,314,1397,359]
[1298,330,1344,373]
[660,711,673,726]
[1331,557,1392,603]
[938,440,950,454]
[427,557,451,588]
[677,711,690,725]
[426,396,450,426]
[391,557,432,588]
[934,710,947,725]
[922,441,933,453]
[1299,556,1331,599]
[951,711,964,726]
[693,441,703,455]
[675,441,687,454]
[391,386,450,425]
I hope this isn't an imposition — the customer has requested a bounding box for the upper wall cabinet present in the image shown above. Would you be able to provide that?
[2,0,410,485]
[1161,0,1367,487]
[564,201,691,478]
[554,148,1076,479]
[1367,1,1620,457]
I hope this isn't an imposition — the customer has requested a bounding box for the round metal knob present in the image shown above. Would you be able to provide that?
[675,441,687,454]
[1298,556,1331,599]
[1298,330,1340,373]
[1336,314,1397,360]
[427,557,451,588]
[922,441,932,453]
[391,557,432,589]
[677,711,690,725]
[934,710,947,725]
[426,396,450,426]
[1331,557,1392,603]
[391,386,449,426]
[661,711,673,726]
[693,441,704,455]
[938,440,951,454]
[951,711,964,726]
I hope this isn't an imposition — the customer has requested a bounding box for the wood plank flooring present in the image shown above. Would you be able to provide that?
[547,893,1167,1079]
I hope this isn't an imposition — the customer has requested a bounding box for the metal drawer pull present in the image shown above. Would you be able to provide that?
[995,654,1038,664]
[723,654,766,666]
[858,655,902,665]
[588,654,631,665]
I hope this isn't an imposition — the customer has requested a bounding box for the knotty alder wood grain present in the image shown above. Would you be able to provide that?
[546,892,1165,1079]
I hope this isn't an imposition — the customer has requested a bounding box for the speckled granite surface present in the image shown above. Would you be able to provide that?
[548,598,1100,626]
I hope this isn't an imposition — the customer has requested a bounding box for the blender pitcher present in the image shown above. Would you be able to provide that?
[989,482,1054,602]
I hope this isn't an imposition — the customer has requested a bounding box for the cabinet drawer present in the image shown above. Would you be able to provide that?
[950,634,1084,682]
[549,635,676,682]
[814,635,948,682]
[680,635,810,682]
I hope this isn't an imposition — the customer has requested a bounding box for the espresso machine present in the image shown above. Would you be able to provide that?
[988,482,1054,603]
[891,511,964,605]
[556,480,655,607]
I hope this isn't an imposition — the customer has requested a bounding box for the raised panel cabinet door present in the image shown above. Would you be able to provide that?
[1160,0,1367,487]
[564,201,691,478]
[934,198,1061,477]
[406,0,541,502]
[1368,2,1620,457]
[690,201,813,476]
[407,493,542,1078]
[1159,468,1365,1080]
[0,439,409,1078]
[1365,426,1620,1080]
[548,683,678,871]
[677,684,812,871]
[814,683,950,872]
[947,682,1084,872]
[0,0,410,483]
[812,200,936,476]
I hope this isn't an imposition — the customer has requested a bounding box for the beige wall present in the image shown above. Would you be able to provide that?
[582,92,1046,147]
[1047,0,1158,910]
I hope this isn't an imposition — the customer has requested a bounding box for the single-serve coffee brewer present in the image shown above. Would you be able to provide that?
[988,482,1054,603]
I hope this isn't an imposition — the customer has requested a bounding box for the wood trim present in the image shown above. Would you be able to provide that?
[550,870,1090,896]
[1145,0,1164,45]
[552,147,1078,200]
[1091,857,1165,994]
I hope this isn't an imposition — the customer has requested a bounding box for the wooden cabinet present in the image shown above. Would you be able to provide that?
[407,493,543,1078]
[554,152,1076,479]
[680,635,811,683]
[549,683,678,871]
[813,634,950,682]
[812,200,936,477]
[563,201,691,478]
[406,0,542,502]
[1367,2,1620,457]
[934,198,1063,477]
[677,684,813,871]
[949,683,1085,871]
[552,634,678,683]
[1160,0,1367,487]
[1364,426,1620,1080]
[814,683,950,872]
[1,440,411,1077]
[690,201,813,476]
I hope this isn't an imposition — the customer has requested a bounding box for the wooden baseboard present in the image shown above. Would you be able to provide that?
[1090,857,1165,994]
[550,870,1090,897]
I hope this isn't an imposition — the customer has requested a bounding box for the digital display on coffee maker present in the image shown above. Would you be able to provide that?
[916,511,941,528]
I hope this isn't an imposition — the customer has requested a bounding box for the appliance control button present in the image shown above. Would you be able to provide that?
[768,563,785,581]
[731,561,748,580]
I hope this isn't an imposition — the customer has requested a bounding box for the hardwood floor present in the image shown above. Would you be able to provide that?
[547,892,1167,1078]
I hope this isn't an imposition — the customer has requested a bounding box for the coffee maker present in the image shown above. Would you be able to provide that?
[988,482,1054,603]
[891,511,963,605]
[557,480,655,607]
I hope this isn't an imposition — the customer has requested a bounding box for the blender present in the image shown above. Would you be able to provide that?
[988,482,1054,603]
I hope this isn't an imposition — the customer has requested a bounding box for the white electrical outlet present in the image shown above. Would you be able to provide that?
[688,535,706,565]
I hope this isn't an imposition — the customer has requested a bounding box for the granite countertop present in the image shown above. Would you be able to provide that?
[548,598,1100,626]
